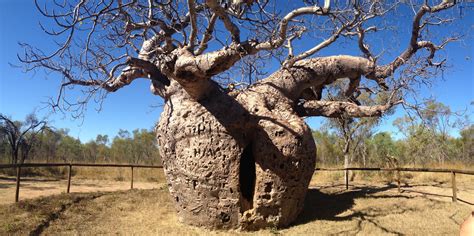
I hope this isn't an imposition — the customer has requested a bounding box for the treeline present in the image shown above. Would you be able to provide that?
[1,105,472,168]
[0,123,161,165]
[314,124,473,167]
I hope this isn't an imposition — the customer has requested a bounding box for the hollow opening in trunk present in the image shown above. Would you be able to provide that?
[239,143,256,213]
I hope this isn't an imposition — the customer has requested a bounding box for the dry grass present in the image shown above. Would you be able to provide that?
[72,166,166,182]
[1,181,472,235]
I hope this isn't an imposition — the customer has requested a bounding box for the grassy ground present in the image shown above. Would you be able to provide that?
[1,173,473,235]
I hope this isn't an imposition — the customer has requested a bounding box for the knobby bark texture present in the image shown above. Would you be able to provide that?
[154,56,398,229]
[157,79,316,229]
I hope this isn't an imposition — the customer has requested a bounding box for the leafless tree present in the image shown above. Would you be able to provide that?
[19,0,461,230]
[0,114,47,164]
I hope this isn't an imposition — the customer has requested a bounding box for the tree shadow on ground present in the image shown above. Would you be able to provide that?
[22,185,57,191]
[294,184,406,224]
[72,183,103,187]
[401,188,474,205]
[292,184,413,235]
[0,183,14,188]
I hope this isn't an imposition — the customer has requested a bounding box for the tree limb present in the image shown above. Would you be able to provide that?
[206,0,240,43]
[195,13,218,55]
[370,0,456,80]
[297,99,403,118]
[187,0,198,49]
[256,5,329,51]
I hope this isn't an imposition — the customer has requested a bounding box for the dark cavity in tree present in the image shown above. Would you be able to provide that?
[239,143,256,213]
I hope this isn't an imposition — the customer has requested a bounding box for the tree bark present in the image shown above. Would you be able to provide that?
[156,80,316,229]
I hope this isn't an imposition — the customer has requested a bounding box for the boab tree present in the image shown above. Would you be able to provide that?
[21,0,460,230]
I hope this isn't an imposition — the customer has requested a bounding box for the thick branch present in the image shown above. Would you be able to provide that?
[175,3,334,80]
[175,41,259,79]
[297,100,402,118]
[127,57,170,86]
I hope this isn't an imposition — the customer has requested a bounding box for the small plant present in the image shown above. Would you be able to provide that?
[269,226,281,235]
[3,223,16,232]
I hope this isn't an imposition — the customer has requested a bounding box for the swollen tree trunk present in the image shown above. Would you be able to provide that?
[156,80,316,230]
[151,52,407,230]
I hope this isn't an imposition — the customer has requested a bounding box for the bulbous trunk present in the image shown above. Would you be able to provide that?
[156,81,316,230]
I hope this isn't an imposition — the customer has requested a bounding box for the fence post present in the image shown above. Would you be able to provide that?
[345,169,349,190]
[397,169,401,193]
[451,171,457,203]
[131,166,134,189]
[67,164,72,193]
[15,165,21,203]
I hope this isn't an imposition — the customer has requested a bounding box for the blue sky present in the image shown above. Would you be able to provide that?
[0,1,473,142]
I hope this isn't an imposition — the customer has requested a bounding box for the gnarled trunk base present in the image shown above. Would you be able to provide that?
[156,82,316,230]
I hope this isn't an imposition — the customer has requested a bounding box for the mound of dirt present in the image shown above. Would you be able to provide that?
[0,185,471,235]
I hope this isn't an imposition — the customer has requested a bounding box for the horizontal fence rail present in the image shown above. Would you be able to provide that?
[315,167,474,175]
[0,163,473,203]
[315,167,474,203]
[0,162,163,202]
[0,163,163,169]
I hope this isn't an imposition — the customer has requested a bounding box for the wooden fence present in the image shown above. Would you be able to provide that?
[0,163,163,202]
[316,167,474,203]
[0,163,473,203]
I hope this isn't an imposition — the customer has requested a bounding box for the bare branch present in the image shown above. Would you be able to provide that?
[284,23,345,67]
[206,0,241,43]
[297,99,403,118]
[371,0,456,80]
[187,0,198,49]
[356,26,375,61]
[256,5,329,51]
[195,14,218,55]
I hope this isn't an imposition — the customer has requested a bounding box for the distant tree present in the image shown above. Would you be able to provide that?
[132,129,160,165]
[95,134,109,145]
[84,140,100,163]
[312,130,342,166]
[394,101,464,164]
[32,128,61,162]
[110,128,159,164]
[0,132,8,163]
[0,114,47,164]
[324,82,395,175]
[459,125,474,164]
[367,132,398,167]
[56,129,83,163]
[94,134,110,162]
